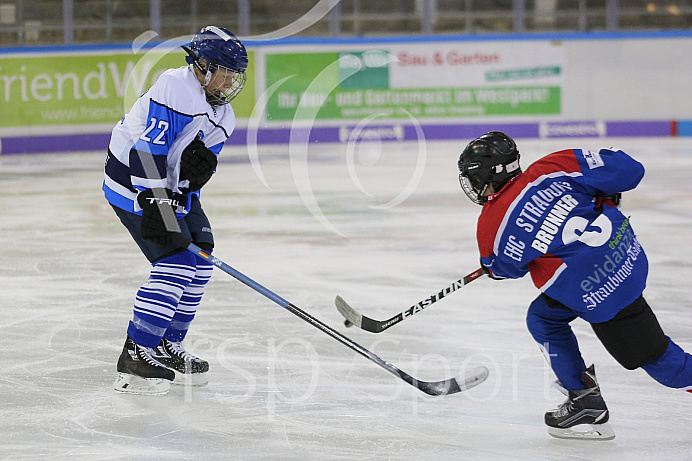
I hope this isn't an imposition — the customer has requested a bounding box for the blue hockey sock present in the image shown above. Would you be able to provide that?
[128,251,197,348]
[164,258,213,342]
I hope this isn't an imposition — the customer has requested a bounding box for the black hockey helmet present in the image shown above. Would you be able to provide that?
[457,131,521,205]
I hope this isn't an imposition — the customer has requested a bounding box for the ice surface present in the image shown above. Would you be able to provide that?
[0,138,691,460]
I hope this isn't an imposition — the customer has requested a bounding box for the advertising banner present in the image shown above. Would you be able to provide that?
[0,49,255,128]
[265,41,564,121]
[1,34,688,154]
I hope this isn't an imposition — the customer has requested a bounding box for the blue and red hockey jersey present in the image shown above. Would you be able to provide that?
[477,148,648,323]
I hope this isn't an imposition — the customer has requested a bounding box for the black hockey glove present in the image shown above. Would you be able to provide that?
[137,188,185,246]
[180,140,217,192]
[594,193,621,211]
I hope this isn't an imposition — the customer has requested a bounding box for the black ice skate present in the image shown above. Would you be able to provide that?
[545,365,615,440]
[114,336,175,395]
[153,338,209,386]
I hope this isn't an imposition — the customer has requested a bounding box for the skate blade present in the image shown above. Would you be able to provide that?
[113,372,171,395]
[548,423,615,441]
[170,370,208,387]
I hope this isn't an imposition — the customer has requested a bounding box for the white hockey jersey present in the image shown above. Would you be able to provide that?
[103,65,236,216]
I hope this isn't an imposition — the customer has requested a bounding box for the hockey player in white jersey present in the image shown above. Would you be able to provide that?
[103,26,247,395]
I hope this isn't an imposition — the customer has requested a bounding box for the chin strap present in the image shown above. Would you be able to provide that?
[183,46,214,89]
[202,69,213,87]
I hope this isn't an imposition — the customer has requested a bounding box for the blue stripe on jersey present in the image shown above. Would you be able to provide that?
[139,99,194,156]
[124,99,196,190]
[103,183,137,213]
[208,142,223,155]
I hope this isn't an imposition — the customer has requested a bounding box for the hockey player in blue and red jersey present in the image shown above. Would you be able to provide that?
[103,26,247,395]
[457,131,692,439]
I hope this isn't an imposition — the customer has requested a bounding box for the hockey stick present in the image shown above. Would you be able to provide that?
[336,268,485,333]
[179,239,488,396]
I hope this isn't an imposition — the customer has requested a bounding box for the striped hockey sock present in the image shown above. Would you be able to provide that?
[164,258,213,342]
[128,251,197,348]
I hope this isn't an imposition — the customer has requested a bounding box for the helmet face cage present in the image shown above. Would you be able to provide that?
[457,131,521,205]
[458,169,487,205]
[184,26,248,106]
[203,66,247,106]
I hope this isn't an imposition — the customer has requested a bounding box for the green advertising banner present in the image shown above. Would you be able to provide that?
[265,50,561,121]
[0,40,560,129]
[0,49,255,128]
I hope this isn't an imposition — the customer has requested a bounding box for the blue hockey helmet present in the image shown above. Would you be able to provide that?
[458,131,521,205]
[182,26,248,105]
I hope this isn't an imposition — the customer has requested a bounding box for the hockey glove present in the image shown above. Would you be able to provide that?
[137,188,185,246]
[180,140,217,192]
[594,193,621,211]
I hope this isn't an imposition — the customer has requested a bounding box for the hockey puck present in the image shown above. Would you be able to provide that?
[344,319,353,328]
